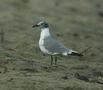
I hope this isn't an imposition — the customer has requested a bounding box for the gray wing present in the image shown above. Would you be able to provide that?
[43,36,68,54]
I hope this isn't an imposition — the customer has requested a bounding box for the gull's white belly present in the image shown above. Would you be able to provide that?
[39,39,51,54]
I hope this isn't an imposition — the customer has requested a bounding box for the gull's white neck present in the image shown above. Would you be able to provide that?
[40,28,51,39]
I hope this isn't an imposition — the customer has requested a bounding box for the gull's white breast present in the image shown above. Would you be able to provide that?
[39,28,52,54]
[39,38,51,54]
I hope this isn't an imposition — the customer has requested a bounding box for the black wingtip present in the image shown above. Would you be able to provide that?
[70,52,83,57]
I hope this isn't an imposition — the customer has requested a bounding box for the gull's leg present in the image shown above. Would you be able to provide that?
[55,56,57,65]
[50,56,53,65]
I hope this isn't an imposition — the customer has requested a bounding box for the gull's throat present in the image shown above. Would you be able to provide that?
[40,28,51,39]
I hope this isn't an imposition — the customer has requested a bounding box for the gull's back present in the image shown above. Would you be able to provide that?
[43,36,69,55]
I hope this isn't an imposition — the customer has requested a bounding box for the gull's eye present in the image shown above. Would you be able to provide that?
[42,23,48,27]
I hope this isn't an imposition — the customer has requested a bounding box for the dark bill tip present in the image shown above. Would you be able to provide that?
[32,24,39,28]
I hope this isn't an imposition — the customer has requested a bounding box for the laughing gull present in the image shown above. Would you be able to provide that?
[32,20,83,65]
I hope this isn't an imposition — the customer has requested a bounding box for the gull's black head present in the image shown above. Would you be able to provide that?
[32,20,49,28]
